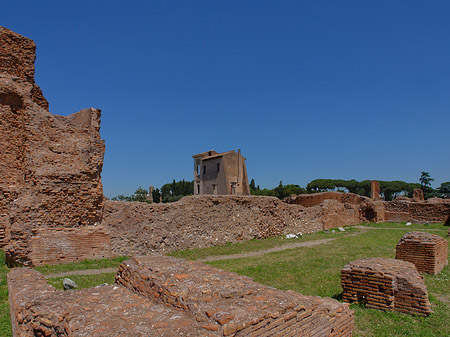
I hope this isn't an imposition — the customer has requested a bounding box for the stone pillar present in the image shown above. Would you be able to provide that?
[413,189,424,202]
[371,180,380,201]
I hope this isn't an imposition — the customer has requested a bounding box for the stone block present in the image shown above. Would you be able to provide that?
[396,231,448,274]
[341,257,432,316]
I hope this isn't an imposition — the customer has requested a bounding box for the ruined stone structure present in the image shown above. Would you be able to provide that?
[380,199,450,223]
[413,188,425,202]
[193,149,250,195]
[8,255,355,336]
[396,232,448,275]
[284,192,378,228]
[285,191,450,228]
[102,195,323,256]
[371,180,380,200]
[341,258,432,316]
[0,27,109,266]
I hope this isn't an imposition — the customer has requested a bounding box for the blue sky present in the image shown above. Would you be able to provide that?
[2,1,449,197]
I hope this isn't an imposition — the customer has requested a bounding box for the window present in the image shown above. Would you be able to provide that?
[203,166,206,174]
[196,165,199,175]
[217,163,220,172]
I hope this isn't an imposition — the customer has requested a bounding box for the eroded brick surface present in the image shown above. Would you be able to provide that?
[341,258,432,316]
[8,268,217,336]
[0,27,107,265]
[116,255,354,336]
[103,196,324,256]
[9,257,354,336]
[29,227,111,266]
[396,232,448,274]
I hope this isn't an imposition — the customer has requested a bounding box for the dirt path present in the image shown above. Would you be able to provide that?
[44,267,118,279]
[197,230,364,262]
[354,225,446,232]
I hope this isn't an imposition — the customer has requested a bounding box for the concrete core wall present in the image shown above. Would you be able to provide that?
[0,26,108,266]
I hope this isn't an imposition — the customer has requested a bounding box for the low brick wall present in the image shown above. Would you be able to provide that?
[396,232,448,274]
[383,201,450,223]
[8,256,355,336]
[341,258,432,316]
[116,255,354,336]
[286,192,367,207]
[0,214,8,248]
[7,268,218,336]
[29,226,111,266]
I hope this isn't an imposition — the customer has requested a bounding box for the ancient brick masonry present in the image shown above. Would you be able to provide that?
[103,195,324,256]
[117,255,354,336]
[9,256,355,336]
[28,227,111,266]
[7,268,219,337]
[341,258,432,316]
[0,27,108,265]
[396,232,448,275]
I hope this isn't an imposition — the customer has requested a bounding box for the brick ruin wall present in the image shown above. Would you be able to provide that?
[285,192,380,228]
[286,192,450,227]
[102,196,325,256]
[7,255,355,336]
[104,192,450,257]
[382,200,450,223]
[341,258,432,316]
[396,231,448,275]
[285,191,367,207]
[0,26,107,265]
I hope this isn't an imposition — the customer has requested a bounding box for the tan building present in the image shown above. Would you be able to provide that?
[193,149,250,195]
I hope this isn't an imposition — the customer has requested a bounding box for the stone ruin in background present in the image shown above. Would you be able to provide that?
[396,231,448,275]
[0,26,110,266]
[341,257,432,316]
[284,182,450,229]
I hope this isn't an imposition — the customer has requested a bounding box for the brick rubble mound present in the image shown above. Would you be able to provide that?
[396,231,448,275]
[103,196,324,256]
[8,255,354,336]
[341,257,432,316]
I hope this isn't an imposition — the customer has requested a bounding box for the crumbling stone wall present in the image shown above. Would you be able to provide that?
[396,232,448,274]
[0,26,107,265]
[286,191,367,207]
[285,192,380,228]
[103,195,323,256]
[383,200,450,223]
[9,256,355,336]
[341,258,432,316]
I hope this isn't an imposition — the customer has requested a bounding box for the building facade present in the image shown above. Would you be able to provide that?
[193,149,250,195]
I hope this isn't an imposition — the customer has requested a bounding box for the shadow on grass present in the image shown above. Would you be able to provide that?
[332,292,343,301]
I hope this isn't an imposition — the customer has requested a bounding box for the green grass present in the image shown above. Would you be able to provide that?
[47,273,116,290]
[362,222,448,231]
[35,255,128,275]
[0,250,12,337]
[169,227,356,260]
[1,223,450,336]
[192,224,450,336]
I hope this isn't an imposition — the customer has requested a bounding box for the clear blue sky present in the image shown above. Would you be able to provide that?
[3,1,449,197]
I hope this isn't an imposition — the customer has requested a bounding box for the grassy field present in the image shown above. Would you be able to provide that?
[171,223,450,336]
[1,223,449,336]
[0,250,11,337]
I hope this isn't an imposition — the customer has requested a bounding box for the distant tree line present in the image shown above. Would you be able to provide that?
[250,173,450,201]
[112,179,193,203]
[112,173,449,203]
